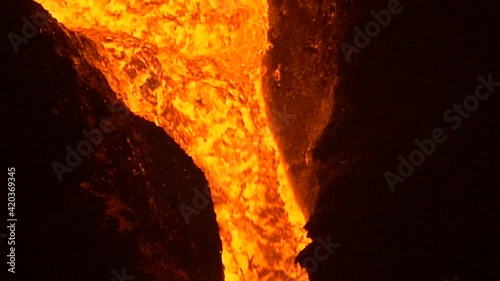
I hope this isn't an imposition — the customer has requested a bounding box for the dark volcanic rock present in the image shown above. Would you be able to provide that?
[265,0,338,216]
[293,0,500,281]
[1,1,223,280]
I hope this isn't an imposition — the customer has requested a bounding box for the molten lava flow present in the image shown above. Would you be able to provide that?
[36,0,310,280]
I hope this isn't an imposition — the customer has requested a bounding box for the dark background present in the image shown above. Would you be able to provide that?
[295,1,500,281]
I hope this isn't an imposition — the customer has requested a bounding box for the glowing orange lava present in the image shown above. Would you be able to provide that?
[36,0,310,280]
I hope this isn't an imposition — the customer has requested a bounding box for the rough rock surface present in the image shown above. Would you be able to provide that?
[292,0,500,280]
[1,1,223,280]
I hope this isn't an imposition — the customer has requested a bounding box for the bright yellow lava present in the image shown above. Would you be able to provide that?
[36,0,310,280]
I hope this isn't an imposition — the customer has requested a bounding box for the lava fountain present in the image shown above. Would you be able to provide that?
[35,0,310,280]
